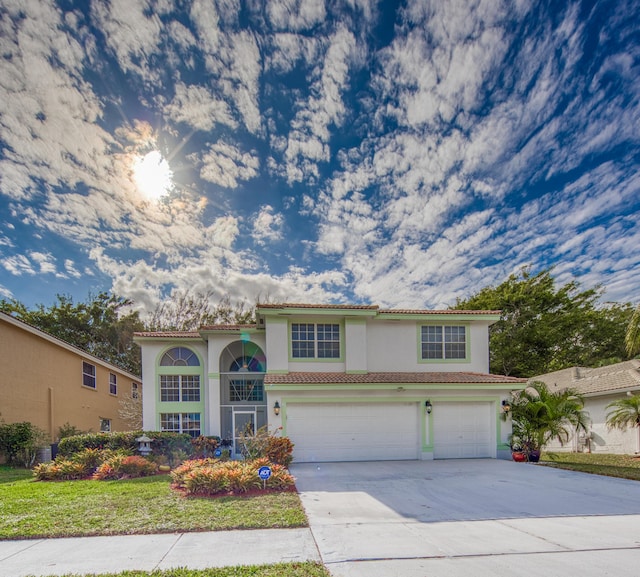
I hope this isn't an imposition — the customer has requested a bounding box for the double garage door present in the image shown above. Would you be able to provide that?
[286,401,493,463]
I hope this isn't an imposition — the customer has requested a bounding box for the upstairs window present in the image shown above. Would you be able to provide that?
[421,326,466,360]
[160,347,200,366]
[160,375,200,402]
[292,323,340,359]
[109,373,117,395]
[132,382,139,399]
[82,361,96,389]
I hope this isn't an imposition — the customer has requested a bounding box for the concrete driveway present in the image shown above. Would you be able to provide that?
[291,459,640,577]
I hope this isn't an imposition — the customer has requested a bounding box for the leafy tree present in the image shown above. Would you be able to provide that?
[626,304,640,358]
[453,267,632,377]
[605,394,640,453]
[0,421,48,467]
[146,291,257,331]
[508,381,589,456]
[0,293,143,374]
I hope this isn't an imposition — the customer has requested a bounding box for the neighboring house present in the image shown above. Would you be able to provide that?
[0,311,141,441]
[531,360,640,454]
[135,303,525,462]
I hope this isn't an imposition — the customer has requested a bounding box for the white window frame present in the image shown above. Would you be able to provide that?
[420,325,467,360]
[82,361,96,389]
[109,373,117,396]
[291,322,341,359]
[160,375,200,402]
[160,412,201,438]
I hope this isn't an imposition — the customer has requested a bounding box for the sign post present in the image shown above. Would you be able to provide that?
[258,465,272,490]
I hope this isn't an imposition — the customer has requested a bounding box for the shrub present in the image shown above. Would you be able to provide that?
[239,425,294,465]
[191,435,221,459]
[57,422,85,440]
[57,431,193,466]
[33,460,87,481]
[0,421,48,467]
[94,455,157,480]
[265,436,294,467]
[171,458,295,496]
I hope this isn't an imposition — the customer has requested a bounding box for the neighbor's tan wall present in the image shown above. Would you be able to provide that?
[0,319,136,441]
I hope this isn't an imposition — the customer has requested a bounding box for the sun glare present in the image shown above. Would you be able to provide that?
[132,150,174,200]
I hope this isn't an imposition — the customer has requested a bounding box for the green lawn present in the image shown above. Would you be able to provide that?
[541,452,640,481]
[0,466,307,540]
[26,565,331,577]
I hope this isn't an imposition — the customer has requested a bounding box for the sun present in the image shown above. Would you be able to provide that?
[132,150,174,200]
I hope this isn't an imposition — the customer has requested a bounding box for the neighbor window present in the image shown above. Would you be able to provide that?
[160,413,201,437]
[292,323,340,358]
[100,418,111,432]
[421,326,466,359]
[160,375,200,402]
[131,382,139,399]
[82,361,96,388]
[109,373,117,395]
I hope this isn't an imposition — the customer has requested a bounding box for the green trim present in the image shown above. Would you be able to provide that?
[288,319,345,363]
[259,307,378,318]
[265,383,518,391]
[208,373,220,379]
[379,312,500,322]
[155,345,205,424]
[266,369,290,375]
[345,370,368,374]
[417,323,471,364]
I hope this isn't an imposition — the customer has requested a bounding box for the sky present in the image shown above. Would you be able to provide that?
[1,0,639,320]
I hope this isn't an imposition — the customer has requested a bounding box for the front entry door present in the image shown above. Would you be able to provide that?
[232,410,256,456]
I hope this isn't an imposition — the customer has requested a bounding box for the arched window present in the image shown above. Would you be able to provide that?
[160,347,200,367]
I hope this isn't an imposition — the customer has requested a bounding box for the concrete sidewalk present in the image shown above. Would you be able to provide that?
[0,528,320,577]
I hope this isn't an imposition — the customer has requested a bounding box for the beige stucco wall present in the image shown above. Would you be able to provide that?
[0,316,139,441]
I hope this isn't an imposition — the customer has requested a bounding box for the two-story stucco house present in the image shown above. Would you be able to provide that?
[0,311,141,441]
[135,303,526,462]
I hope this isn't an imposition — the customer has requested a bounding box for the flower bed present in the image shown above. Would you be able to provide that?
[171,457,295,496]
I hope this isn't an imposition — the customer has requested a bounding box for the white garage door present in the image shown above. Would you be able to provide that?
[286,402,419,463]
[432,402,494,459]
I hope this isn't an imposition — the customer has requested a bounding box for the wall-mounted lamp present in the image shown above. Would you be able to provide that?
[425,400,433,414]
[501,399,511,414]
[273,401,281,416]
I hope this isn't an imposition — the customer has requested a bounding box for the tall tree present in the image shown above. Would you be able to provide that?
[453,267,632,377]
[146,291,256,331]
[509,381,589,454]
[605,394,640,454]
[0,293,143,374]
[626,304,640,358]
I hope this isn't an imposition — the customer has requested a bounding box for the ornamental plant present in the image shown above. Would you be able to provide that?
[93,455,157,480]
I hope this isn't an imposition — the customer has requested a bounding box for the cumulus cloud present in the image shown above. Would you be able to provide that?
[200,143,260,189]
[252,205,284,245]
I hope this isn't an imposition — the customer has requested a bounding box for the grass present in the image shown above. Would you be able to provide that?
[22,565,332,577]
[0,466,307,540]
[541,452,640,481]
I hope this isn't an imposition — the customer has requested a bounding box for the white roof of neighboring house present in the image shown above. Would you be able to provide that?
[531,360,640,396]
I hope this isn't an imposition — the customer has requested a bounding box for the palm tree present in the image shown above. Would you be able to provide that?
[509,381,590,459]
[606,394,640,454]
[626,304,640,358]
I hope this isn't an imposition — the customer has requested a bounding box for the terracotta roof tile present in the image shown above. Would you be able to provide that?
[265,371,525,385]
[134,331,202,338]
[378,309,502,315]
[199,324,257,331]
[257,303,379,310]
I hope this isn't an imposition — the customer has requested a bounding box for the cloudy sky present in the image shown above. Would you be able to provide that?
[1,0,639,318]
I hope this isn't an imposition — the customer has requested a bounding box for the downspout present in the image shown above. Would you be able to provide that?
[48,387,55,441]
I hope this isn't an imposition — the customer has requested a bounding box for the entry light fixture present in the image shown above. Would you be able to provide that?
[501,399,511,414]
[273,401,281,416]
[425,400,433,414]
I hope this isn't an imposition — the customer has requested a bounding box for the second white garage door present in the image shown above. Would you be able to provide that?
[432,402,494,459]
[286,402,419,463]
